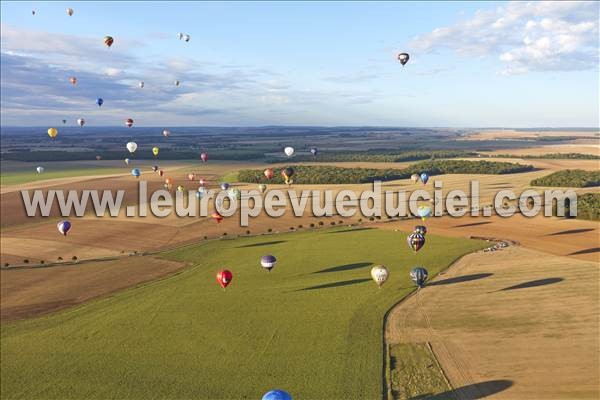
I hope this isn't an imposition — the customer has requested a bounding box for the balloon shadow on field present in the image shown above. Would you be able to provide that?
[546,228,595,236]
[313,262,372,274]
[500,278,563,291]
[408,379,513,400]
[236,241,286,248]
[427,273,493,286]
[568,247,599,255]
[452,221,492,228]
[297,278,371,291]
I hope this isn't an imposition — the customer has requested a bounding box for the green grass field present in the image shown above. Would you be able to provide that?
[1,227,485,399]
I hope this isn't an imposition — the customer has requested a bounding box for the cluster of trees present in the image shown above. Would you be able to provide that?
[492,153,599,160]
[270,150,476,163]
[575,193,600,221]
[238,160,534,185]
[531,169,600,188]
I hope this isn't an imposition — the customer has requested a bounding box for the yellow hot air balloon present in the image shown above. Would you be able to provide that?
[47,127,58,139]
[152,146,159,157]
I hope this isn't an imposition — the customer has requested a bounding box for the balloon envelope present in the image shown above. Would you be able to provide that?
[221,182,230,191]
[260,255,277,271]
[131,168,141,178]
[57,220,71,236]
[162,129,170,137]
[104,36,114,47]
[371,265,389,288]
[414,225,427,236]
[36,166,44,174]
[200,152,208,162]
[264,168,274,179]
[259,184,267,193]
[410,267,429,287]
[47,128,58,138]
[125,118,134,128]
[398,52,410,66]
[284,146,295,157]
[420,173,429,185]
[96,98,103,107]
[410,174,420,183]
[152,147,159,156]
[216,269,232,289]
[417,205,432,221]
[77,118,85,127]
[262,390,292,400]
[407,232,425,253]
[126,142,137,153]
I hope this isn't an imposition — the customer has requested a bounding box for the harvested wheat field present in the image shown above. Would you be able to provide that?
[0,256,187,322]
[386,246,599,399]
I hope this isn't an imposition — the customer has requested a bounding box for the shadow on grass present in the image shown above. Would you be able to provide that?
[297,278,371,291]
[500,278,563,291]
[547,228,595,236]
[409,379,513,400]
[327,227,374,234]
[427,273,493,286]
[569,247,599,256]
[452,221,492,228]
[313,262,372,274]
[236,241,286,248]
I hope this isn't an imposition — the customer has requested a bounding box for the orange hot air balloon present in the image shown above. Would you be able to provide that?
[264,168,274,180]
[211,212,224,223]
[216,269,233,289]
[188,173,195,181]
[165,177,174,186]
[69,77,77,85]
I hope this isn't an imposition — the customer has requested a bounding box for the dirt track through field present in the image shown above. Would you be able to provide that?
[386,246,599,399]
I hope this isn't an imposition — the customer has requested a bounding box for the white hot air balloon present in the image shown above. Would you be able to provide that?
[284,146,295,157]
[177,33,184,40]
[126,141,138,154]
[138,81,144,88]
[36,166,45,174]
[371,265,389,288]
[162,129,170,137]
[77,118,85,127]
[183,34,190,42]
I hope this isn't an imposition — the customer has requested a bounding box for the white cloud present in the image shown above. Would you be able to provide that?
[411,1,599,74]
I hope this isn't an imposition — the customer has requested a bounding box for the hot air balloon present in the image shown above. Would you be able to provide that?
[414,225,427,236]
[162,129,170,137]
[200,152,208,162]
[152,165,159,172]
[198,178,206,186]
[220,182,230,191]
[417,205,432,222]
[410,267,429,288]
[96,155,102,161]
[371,265,389,288]
[310,147,318,156]
[159,170,164,177]
[57,220,71,236]
[262,390,292,400]
[131,168,141,178]
[188,173,195,181]
[69,76,77,85]
[397,52,410,66]
[260,255,277,272]
[77,118,85,127]
[36,166,44,174]
[177,185,185,192]
[284,146,295,157]
[216,269,232,289]
[282,167,294,185]
[420,172,429,185]
[183,34,191,42]
[62,119,67,124]
[138,81,144,89]
[228,188,241,201]
[126,141,137,153]
[174,80,180,86]
[259,184,267,194]
[264,168,274,180]
[211,212,224,224]
[177,33,184,40]
[410,174,420,184]
[104,36,114,47]
[125,118,134,128]
[196,187,206,199]
[152,147,159,157]
[47,128,58,139]
[165,177,174,186]
[124,158,131,166]
[407,232,425,253]
[32,10,36,15]
[66,8,73,16]
[96,98,103,107]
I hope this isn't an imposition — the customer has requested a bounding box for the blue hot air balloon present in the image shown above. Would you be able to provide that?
[420,172,429,185]
[262,390,292,400]
[131,168,141,178]
[260,255,277,272]
[220,182,230,191]
[410,267,429,287]
[57,220,72,236]
[96,98,104,107]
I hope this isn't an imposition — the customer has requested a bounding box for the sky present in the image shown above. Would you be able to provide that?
[1,1,598,127]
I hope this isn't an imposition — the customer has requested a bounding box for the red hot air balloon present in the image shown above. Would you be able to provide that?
[159,169,164,177]
[200,152,208,162]
[125,118,134,128]
[264,168,274,180]
[104,36,114,47]
[216,269,233,289]
[69,76,77,86]
[211,212,224,223]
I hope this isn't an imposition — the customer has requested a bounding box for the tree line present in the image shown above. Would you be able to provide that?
[237,160,534,185]
[531,169,600,188]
